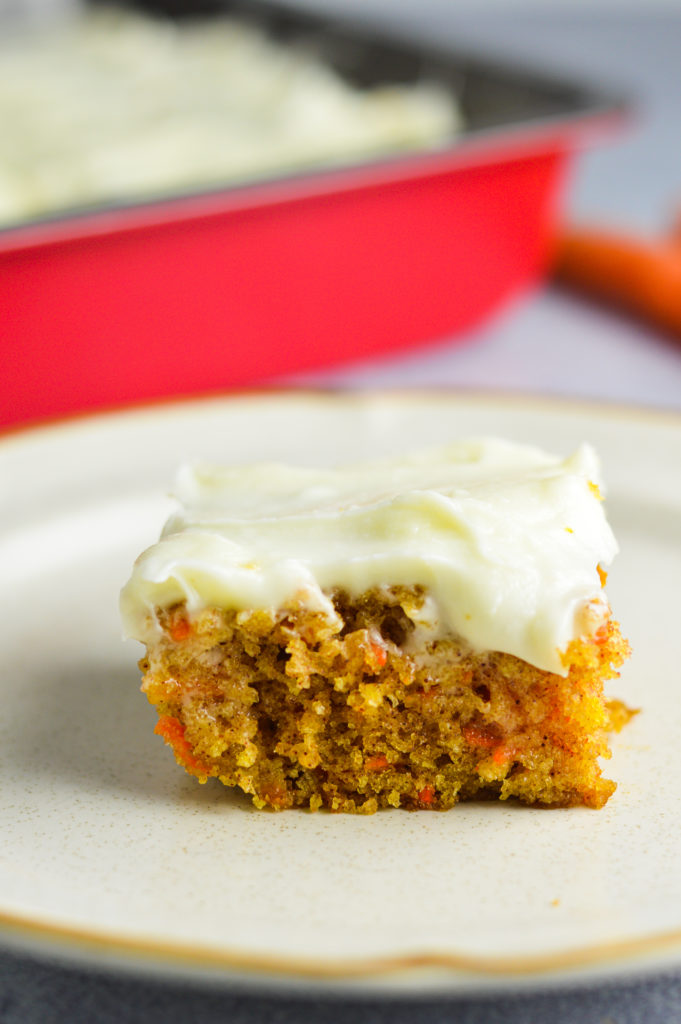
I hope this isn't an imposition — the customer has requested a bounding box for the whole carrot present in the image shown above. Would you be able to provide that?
[554,227,681,339]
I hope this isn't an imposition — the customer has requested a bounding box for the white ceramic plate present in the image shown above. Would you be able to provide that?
[1,392,680,995]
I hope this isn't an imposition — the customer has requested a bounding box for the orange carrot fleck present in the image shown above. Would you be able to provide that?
[418,785,435,805]
[168,616,192,642]
[597,565,608,587]
[154,715,211,777]
[369,642,387,668]
[463,723,499,750]
[155,714,184,744]
[365,754,389,771]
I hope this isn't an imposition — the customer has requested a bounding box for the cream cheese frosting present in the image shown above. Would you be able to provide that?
[0,7,459,226]
[120,438,618,675]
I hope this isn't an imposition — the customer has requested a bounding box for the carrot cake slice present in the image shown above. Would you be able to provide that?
[120,439,631,812]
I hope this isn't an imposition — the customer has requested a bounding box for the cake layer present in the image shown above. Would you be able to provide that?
[139,586,630,812]
[121,439,617,675]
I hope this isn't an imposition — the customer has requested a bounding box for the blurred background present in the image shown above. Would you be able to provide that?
[2,0,681,425]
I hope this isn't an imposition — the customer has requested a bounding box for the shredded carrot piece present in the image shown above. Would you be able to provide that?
[597,565,608,587]
[365,754,389,771]
[462,723,499,750]
[155,715,211,777]
[369,642,387,668]
[418,785,435,805]
[155,714,185,744]
[168,616,192,642]
[492,745,512,766]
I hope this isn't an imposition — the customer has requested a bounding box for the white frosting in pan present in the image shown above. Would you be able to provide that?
[120,438,617,675]
[0,7,459,225]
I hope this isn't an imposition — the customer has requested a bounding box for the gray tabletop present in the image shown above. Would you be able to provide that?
[5,946,681,1024]
[3,5,681,1022]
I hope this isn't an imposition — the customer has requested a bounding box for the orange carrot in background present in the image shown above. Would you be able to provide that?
[554,227,681,339]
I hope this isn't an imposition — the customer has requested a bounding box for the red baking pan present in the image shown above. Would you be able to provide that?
[0,1,627,428]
